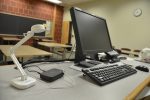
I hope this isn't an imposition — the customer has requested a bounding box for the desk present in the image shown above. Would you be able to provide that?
[41,39,54,42]
[0,60,150,100]
[38,42,72,59]
[0,45,53,62]
[2,37,21,44]
[2,37,21,41]
[38,42,72,48]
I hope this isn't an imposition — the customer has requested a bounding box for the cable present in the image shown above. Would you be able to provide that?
[56,64,76,87]
[24,65,46,72]
[27,67,41,74]
[21,43,76,68]
[22,59,75,68]
[67,43,76,60]
[25,63,76,89]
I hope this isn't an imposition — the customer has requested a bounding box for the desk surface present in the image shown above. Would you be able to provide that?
[0,45,52,57]
[38,42,72,48]
[0,60,150,100]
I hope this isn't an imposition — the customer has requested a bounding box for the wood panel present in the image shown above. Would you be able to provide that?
[61,21,72,44]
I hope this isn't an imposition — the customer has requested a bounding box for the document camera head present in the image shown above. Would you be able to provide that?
[31,24,46,33]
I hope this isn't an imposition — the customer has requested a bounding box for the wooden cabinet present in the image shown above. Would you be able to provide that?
[61,21,72,45]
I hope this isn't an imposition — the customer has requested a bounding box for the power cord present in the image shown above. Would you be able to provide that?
[25,65,46,72]
[56,63,76,87]
[26,64,76,89]
[67,43,76,60]
[27,67,41,74]
[21,59,75,68]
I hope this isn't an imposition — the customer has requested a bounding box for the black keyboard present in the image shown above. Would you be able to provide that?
[78,60,101,68]
[82,64,137,85]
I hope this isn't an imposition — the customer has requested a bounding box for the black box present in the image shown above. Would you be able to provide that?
[40,68,64,82]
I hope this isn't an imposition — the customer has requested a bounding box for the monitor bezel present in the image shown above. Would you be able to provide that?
[70,7,113,63]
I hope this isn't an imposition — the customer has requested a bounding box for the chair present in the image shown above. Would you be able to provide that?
[115,48,121,54]
[55,21,72,59]
[121,48,131,55]
[54,46,72,59]
[132,49,141,57]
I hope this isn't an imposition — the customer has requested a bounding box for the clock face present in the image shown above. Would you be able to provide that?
[134,8,142,17]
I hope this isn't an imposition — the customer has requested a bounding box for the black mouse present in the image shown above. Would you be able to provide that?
[135,65,149,72]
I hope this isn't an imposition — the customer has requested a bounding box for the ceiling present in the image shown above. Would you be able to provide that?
[60,0,94,6]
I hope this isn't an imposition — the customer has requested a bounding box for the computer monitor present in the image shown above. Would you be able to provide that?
[70,7,114,63]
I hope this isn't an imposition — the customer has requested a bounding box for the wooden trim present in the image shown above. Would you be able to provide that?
[53,5,57,22]
[0,35,48,39]
[61,21,70,44]
[0,34,23,37]
[51,5,57,40]
[0,12,46,21]
[125,76,150,100]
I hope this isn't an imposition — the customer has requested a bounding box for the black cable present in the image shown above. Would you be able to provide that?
[21,59,75,68]
[24,65,46,72]
[27,68,41,74]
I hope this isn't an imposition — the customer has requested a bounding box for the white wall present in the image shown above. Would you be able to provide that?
[63,0,150,50]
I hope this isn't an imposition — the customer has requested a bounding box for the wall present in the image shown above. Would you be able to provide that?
[54,6,64,42]
[63,0,150,50]
[0,0,64,42]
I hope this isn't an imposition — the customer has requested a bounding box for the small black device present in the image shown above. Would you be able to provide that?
[135,65,149,72]
[101,50,120,63]
[40,68,64,82]
[105,50,119,59]
[82,64,137,85]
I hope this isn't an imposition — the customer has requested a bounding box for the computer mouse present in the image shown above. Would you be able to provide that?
[135,65,149,72]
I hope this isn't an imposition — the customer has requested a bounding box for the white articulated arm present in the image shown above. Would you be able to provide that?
[9,31,34,81]
[9,24,46,89]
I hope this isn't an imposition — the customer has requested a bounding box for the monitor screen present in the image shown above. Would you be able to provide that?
[70,7,113,62]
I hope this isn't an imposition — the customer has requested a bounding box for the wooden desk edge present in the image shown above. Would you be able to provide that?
[0,45,53,57]
[125,75,150,100]
[2,37,21,41]
[38,42,72,48]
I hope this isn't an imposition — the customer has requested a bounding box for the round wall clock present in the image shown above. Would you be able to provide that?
[133,8,142,17]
